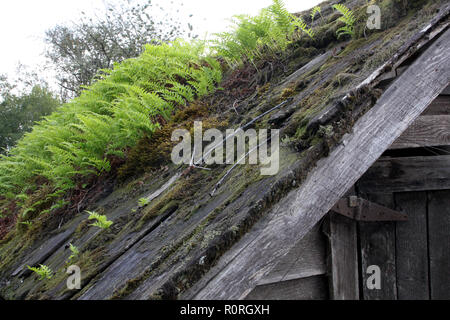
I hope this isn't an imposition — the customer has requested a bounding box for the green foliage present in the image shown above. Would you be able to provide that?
[333,4,356,39]
[0,40,221,212]
[68,243,79,262]
[18,221,33,228]
[0,83,60,153]
[138,197,150,207]
[27,264,53,280]
[87,210,113,229]
[293,17,315,39]
[311,6,322,23]
[211,0,314,68]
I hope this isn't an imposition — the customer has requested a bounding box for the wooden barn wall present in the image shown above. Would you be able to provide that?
[356,93,450,300]
[243,94,449,300]
[328,93,450,300]
[355,189,450,300]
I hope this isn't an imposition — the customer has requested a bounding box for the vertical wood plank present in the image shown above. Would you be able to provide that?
[427,190,450,300]
[395,192,429,299]
[328,212,359,300]
[358,193,397,300]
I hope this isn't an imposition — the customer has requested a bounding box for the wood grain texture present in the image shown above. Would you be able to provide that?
[192,28,450,300]
[256,223,327,286]
[395,192,429,300]
[389,115,450,149]
[245,275,328,300]
[427,190,450,300]
[422,95,450,115]
[358,155,450,193]
[328,213,359,300]
[358,193,397,300]
[441,84,450,95]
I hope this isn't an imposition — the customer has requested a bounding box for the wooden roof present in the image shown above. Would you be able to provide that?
[189,21,450,300]
[0,0,449,300]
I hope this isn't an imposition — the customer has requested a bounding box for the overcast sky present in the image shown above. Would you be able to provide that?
[0,0,321,84]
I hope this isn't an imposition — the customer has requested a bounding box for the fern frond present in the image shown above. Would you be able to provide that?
[333,4,356,38]
[311,6,321,22]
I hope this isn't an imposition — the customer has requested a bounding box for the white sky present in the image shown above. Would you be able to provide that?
[0,0,321,84]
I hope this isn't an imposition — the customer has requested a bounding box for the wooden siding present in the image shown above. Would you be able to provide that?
[358,193,397,300]
[358,155,450,193]
[389,115,450,149]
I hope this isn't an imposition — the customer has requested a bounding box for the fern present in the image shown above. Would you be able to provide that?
[212,0,314,68]
[68,243,79,262]
[311,6,322,23]
[19,221,33,228]
[27,264,53,280]
[293,17,315,39]
[333,4,356,38]
[269,0,295,34]
[87,210,113,229]
[0,39,221,218]
[138,197,150,207]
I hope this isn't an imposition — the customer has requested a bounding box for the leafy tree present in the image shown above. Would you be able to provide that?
[45,0,195,100]
[0,76,61,153]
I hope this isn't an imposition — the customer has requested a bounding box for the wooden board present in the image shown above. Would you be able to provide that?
[395,192,429,300]
[389,115,450,149]
[327,213,359,300]
[191,28,450,300]
[358,155,450,193]
[427,190,450,300]
[422,95,450,115]
[245,275,328,300]
[441,84,450,95]
[256,223,327,286]
[358,193,397,300]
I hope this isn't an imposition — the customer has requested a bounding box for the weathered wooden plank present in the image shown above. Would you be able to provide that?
[327,213,359,300]
[357,193,397,300]
[358,155,450,193]
[427,190,450,300]
[332,196,407,221]
[245,275,328,300]
[192,29,450,300]
[422,95,450,115]
[389,115,450,149]
[256,223,327,286]
[441,84,450,95]
[395,192,429,300]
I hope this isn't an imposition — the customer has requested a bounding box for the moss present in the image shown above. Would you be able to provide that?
[111,163,264,299]
[142,199,179,221]
[332,72,359,88]
[73,219,90,239]
[295,125,308,140]
[288,46,319,69]
[379,0,427,30]
[37,246,106,299]
[279,87,296,100]
[338,37,367,57]
[137,170,209,228]
[2,0,443,299]
[257,83,270,95]
[118,102,228,182]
